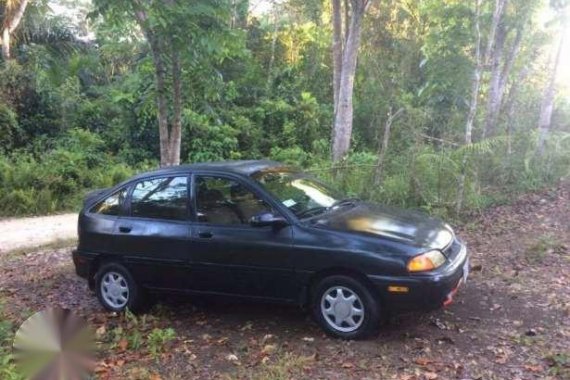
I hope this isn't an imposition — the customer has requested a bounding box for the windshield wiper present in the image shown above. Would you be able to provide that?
[297,198,360,219]
[329,197,361,210]
[296,206,328,219]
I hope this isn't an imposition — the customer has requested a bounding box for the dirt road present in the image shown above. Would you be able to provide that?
[0,184,568,379]
[0,213,77,253]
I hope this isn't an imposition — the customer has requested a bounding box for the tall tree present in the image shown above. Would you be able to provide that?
[483,0,531,138]
[1,0,30,60]
[331,0,371,162]
[480,0,508,139]
[457,0,483,214]
[537,23,567,154]
[93,0,238,166]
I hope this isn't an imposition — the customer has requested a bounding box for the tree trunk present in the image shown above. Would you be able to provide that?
[482,25,506,138]
[479,0,507,139]
[457,0,483,214]
[484,23,525,138]
[499,26,524,102]
[484,0,507,65]
[2,28,10,61]
[133,2,182,167]
[332,0,343,113]
[145,33,172,167]
[170,48,182,166]
[332,0,369,162]
[504,66,529,155]
[537,28,566,155]
[266,12,279,92]
[373,107,404,186]
[1,0,30,61]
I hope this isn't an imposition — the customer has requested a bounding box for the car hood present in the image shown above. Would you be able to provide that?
[312,203,453,250]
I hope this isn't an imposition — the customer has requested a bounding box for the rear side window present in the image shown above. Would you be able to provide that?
[90,188,127,216]
[131,176,188,220]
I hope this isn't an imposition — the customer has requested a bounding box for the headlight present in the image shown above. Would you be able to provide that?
[433,229,453,250]
[407,250,446,272]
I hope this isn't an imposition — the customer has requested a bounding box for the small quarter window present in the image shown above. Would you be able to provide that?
[131,176,188,220]
[90,188,127,216]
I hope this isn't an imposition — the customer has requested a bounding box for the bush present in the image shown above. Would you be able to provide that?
[0,129,139,217]
[0,103,21,152]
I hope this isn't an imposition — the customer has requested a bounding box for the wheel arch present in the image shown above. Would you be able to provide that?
[300,266,382,308]
[88,254,126,290]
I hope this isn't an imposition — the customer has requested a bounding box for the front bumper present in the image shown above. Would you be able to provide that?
[368,242,468,311]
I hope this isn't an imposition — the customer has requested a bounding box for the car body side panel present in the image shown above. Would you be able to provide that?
[189,224,295,299]
[112,217,192,290]
[77,212,118,254]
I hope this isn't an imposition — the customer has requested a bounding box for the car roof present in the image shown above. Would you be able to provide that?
[134,160,288,179]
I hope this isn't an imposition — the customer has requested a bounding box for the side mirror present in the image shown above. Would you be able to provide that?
[250,212,288,228]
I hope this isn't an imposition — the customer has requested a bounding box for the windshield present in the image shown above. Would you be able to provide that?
[253,170,346,218]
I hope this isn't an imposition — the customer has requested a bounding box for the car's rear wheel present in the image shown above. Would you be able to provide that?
[311,275,381,339]
[95,262,145,313]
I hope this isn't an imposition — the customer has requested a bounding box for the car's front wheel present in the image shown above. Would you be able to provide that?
[311,275,381,339]
[95,262,145,313]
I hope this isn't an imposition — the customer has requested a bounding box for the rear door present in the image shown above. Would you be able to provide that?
[80,187,129,254]
[187,173,295,300]
[112,175,192,290]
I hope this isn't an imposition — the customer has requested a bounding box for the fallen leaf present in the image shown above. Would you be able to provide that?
[415,357,432,366]
[217,337,229,345]
[261,344,277,355]
[524,364,543,373]
[118,338,128,351]
[342,362,354,369]
[95,325,106,338]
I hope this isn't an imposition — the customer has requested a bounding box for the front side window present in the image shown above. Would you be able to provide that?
[131,176,188,220]
[195,176,273,225]
[90,188,127,216]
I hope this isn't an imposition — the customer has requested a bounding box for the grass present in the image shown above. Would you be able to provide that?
[524,234,566,264]
[227,347,317,380]
[0,302,24,380]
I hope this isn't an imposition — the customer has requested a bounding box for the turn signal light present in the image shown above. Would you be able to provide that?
[407,250,446,272]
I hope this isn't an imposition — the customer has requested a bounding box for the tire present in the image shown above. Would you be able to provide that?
[311,275,381,340]
[95,262,146,313]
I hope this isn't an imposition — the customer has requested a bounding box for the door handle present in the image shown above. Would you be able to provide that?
[198,231,213,239]
[118,226,132,233]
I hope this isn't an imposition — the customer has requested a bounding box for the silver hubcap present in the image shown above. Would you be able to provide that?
[320,286,364,333]
[101,271,129,309]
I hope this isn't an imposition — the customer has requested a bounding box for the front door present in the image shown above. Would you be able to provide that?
[188,174,295,300]
[113,175,192,290]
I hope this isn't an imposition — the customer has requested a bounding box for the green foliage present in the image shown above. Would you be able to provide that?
[0,0,567,217]
[0,304,23,380]
[147,327,176,360]
[0,129,137,216]
[547,352,570,377]
[0,103,21,152]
